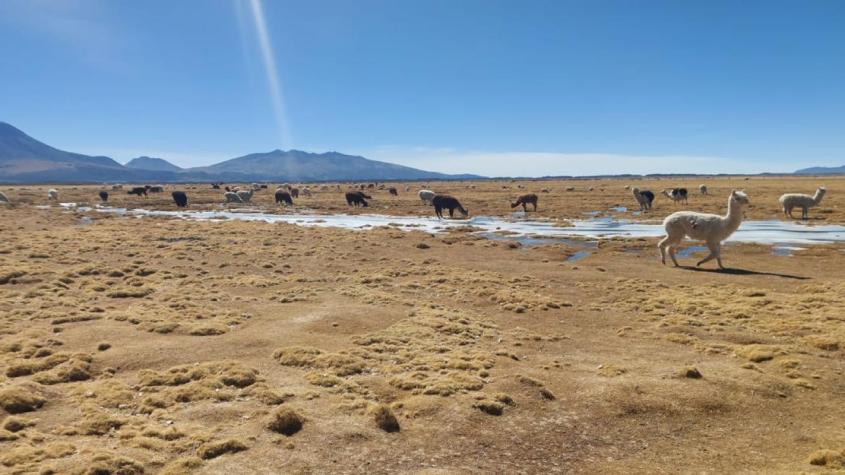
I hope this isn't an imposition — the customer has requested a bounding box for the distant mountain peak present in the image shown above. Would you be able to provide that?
[0,121,479,183]
[125,156,182,172]
[794,164,845,175]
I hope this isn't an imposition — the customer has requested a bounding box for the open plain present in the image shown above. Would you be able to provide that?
[1,176,845,474]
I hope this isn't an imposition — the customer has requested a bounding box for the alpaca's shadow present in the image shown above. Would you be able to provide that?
[679,266,810,280]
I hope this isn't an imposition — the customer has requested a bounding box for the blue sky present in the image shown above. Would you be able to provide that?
[1,0,843,176]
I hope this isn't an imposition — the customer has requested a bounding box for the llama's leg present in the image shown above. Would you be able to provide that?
[697,241,720,267]
[658,237,669,265]
[522,203,527,212]
[449,207,455,218]
[659,234,681,266]
[802,207,808,219]
[532,202,537,211]
[715,244,725,269]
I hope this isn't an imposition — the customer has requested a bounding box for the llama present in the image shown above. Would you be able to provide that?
[699,184,708,195]
[388,187,398,196]
[418,189,436,205]
[224,191,242,203]
[147,185,164,193]
[98,191,109,202]
[302,187,312,197]
[128,187,147,197]
[171,191,188,207]
[511,193,538,212]
[658,190,750,269]
[346,191,370,207]
[779,186,826,220]
[111,184,123,190]
[432,194,469,219]
[290,188,300,199]
[236,189,254,203]
[631,188,655,211]
[565,186,575,192]
[275,189,293,206]
[48,189,58,201]
[662,188,688,204]
[0,191,9,204]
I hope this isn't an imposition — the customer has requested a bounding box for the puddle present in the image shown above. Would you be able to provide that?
[80,207,845,247]
[772,246,805,257]
[676,246,708,258]
[566,251,591,262]
[610,206,628,212]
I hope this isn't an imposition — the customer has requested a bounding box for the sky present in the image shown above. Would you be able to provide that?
[1,0,844,176]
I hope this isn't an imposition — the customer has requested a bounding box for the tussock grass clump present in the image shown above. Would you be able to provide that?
[371,404,400,432]
[197,439,249,459]
[474,400,504,416]
[97,342,111,351]
[0,386,45,413]
[267,407,304,436]
[682,367,703,379]
[83,452,145,475]
[3,416,32,432]
[160,456,204,474]
[808,449,845,468]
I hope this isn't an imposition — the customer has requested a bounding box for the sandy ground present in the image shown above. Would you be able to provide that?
[1,177,844,474]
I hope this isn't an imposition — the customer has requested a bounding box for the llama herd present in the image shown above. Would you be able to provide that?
[0,181,834,269]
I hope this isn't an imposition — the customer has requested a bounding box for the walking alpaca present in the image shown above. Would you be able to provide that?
[658,190,750,269]
[779,186,826,220]
[662,188,688,204]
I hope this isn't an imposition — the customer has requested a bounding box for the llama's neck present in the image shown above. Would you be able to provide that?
[723,198,744,230]
[813,189,826,204]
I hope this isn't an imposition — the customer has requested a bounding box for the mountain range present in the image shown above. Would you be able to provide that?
[0,122,479,183]
[793,165,845,175]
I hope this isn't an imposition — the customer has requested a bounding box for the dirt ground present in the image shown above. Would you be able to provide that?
[1,177,844,474]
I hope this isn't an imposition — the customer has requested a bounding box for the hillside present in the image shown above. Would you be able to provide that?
[794,165,845,175]
[0,122,478,183]
[126,156,183,172]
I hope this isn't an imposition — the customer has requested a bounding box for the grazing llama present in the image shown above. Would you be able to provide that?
[658,190,750,269]
[631,187,655,211]
[432,195,469,219]
[699,184,708,195]
[662,188,688,204]
[511,193,538,212]
[779,186,826,220]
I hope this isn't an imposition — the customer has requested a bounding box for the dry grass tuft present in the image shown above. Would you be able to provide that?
[197,439,249,459]
[0,386,46,414]
[371,404,400,433]
[474,400,504,416]
[808,449,845,467]
[267,407,304,436]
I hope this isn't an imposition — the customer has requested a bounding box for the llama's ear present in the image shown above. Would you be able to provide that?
[730,189,737,195]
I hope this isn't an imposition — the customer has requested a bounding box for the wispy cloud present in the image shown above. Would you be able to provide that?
[361,146,793,176]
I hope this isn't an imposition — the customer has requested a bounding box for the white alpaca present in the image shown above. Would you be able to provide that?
[236,189,254,203]
[658,190,750,269]
[224,191,243,203]
[48,189,58,200]
[699,184,708,195]
[418,189,435,205]
[779,187,826,219]
[631,187,655,211]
